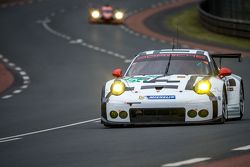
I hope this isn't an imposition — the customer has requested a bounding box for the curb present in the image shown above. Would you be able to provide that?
[0,54,31,99]
[0,63,14,93]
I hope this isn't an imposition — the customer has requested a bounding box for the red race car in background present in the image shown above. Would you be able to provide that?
[88,4,125,24]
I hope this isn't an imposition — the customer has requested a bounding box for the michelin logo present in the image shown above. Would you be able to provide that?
[147,95,176,100]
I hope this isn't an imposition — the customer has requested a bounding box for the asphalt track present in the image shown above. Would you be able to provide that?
[0,0,249,167]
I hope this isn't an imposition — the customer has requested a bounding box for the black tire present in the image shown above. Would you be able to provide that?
[103,123,113,128]
[239,85,244,120]
[220,87,227,123]
[103,123,122,128]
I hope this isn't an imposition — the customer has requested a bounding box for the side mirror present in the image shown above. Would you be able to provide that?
[219,67,232,78]
[112,68,123,78]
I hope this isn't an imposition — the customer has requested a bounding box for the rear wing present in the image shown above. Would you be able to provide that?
[211,53,242,68]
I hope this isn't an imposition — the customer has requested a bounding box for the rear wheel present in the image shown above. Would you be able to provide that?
[239,86,244,120]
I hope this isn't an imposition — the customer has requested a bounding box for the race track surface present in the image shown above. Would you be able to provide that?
[0,0,249,166]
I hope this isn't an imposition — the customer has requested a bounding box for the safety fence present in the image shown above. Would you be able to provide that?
[198,0,250,39]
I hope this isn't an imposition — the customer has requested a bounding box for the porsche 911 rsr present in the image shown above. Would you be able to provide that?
[88,5,125,24]
[101,49,244,127]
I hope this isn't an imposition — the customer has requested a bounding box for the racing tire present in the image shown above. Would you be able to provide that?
[103,123,113,128]
[103,123,123,128]
[220,88,228,123]
[238,85,244,120]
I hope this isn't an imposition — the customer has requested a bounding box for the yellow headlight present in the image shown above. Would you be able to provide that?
[114,11,124,20]
[194,80,211,94]
[111,80,125,96]
[91,10,100,19]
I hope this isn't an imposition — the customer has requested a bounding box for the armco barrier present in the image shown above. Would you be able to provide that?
[198,0,250,39]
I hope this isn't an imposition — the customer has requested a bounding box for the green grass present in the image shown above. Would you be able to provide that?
[167,7,250,50]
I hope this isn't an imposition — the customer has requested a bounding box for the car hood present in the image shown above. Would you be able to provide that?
[121,75,205,92]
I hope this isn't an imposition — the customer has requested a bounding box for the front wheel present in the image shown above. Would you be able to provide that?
[220,89,228,123]
[103,123,123,128]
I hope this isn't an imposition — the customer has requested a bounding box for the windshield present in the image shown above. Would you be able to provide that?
[126,53,211,76]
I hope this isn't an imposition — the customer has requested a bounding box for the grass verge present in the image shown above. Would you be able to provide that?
[167,7,250,50]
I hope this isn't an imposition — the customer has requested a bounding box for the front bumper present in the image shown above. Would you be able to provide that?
[101,91,222,125]
[88,17,124,24]
[101,116,223,126]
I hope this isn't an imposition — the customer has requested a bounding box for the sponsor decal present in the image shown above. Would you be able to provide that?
[124,75,160,83]
[147,95,176,100]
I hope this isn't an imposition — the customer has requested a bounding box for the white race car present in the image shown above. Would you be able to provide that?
[101,49,244,127]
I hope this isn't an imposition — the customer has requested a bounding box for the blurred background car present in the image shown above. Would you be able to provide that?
[88,4,125,24]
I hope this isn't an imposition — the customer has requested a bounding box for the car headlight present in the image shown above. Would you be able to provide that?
[194,80,211,94]
[111,80,125,96]
[91,10,100,19]
[114,11,124,20]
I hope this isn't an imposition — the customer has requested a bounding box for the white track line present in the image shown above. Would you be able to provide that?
[15,67,22,71]
[40,18,69,39]
[161,157,211,167]
[22,76,30,80]
[13,89,22,94]
[232,145,250,151]
[20,71,27,75]
[8,62,15,67]
[38,18,127,61]
[21,85,29,89]
[3,58,9,62]
[1,95,13,99]
[0,138,22,143]
[0,118,100,141]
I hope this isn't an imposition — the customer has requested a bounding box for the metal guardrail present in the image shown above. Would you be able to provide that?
[198,0,250,39]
